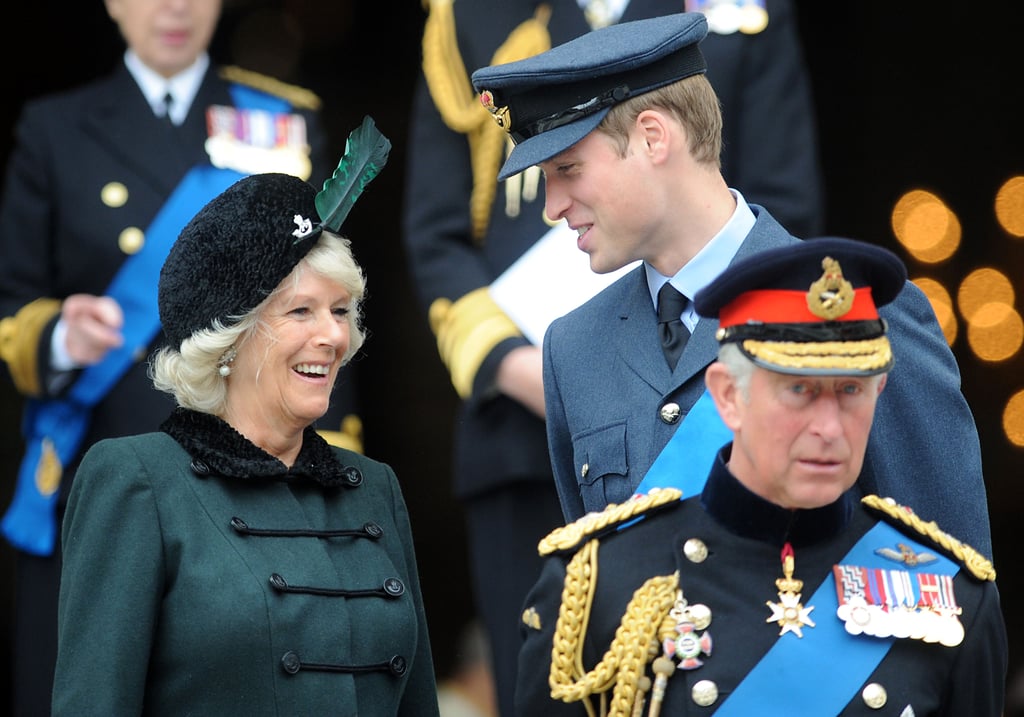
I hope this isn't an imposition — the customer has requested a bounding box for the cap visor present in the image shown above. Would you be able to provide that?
[497,109,610,181]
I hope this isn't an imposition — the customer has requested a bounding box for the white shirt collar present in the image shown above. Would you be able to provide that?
[124,50,209,125]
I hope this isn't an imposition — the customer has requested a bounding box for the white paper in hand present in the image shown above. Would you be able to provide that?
[489,222,640,345]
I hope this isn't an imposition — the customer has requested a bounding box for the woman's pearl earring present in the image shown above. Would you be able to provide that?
[217,346,237,378]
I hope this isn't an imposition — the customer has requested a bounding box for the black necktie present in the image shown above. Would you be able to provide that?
[657,282,690,370]
[161,91,175,127]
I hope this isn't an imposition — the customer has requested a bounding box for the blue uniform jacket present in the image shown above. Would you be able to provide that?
[543,207,992,557]
[402,0,824,500]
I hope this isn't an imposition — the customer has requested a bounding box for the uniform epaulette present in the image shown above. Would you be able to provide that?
[861,494,996,581]
[538,487,683,556]
[218,65,321,111]
[420,0,551,241]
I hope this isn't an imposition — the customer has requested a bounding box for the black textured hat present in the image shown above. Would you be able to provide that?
[693,238,908,376]
[471,12,708,180]
[159,116,390,349]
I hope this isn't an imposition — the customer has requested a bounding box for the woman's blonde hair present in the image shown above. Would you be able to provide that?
[150,232,366,414]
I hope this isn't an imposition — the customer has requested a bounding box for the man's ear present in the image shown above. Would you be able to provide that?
[705,361,742,431]
[635,109,672,163]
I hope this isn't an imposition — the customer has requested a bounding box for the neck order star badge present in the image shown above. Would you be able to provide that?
[766,543,815,637]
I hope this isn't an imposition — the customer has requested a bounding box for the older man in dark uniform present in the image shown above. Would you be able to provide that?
[0,2,359,713]
[515,237,1007,715]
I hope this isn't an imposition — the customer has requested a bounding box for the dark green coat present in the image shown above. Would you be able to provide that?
[53,409,439,716]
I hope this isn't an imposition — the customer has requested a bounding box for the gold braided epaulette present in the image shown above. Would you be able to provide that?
[219,66,321,111]
[861,494,996,581]
[538,488,683,556]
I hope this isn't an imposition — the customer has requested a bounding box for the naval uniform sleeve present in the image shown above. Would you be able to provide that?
[0,101,62,396]
[52,437,165,716]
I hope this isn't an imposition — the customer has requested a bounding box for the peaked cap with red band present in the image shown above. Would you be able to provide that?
[693,237,908,376]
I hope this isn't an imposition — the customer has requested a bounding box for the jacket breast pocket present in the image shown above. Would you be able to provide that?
[572,422,631,512]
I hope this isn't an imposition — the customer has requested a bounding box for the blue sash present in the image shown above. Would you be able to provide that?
[1,85,290,556]
[632,392,962,711]
[635,389,732,497]
[716,520,959,715]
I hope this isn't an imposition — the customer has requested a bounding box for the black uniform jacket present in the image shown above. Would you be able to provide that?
[515,449,1007,716]
[402,0,823,499]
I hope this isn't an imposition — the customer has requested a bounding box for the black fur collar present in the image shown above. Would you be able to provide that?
[160,407,350,487]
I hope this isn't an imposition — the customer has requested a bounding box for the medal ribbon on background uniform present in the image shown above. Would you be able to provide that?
[0,84,300,556]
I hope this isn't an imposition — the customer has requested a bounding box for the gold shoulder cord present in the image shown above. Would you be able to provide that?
[550,540,679,717]
[421,0,551,242]
[540,489,685,717]
[861,494,997,581]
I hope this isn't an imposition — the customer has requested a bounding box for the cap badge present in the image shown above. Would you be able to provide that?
[806,256,854,320]
[292,214,314,239]
[479,90,512,132]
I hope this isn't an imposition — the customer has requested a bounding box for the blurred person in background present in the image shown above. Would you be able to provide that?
[0,1,359,713]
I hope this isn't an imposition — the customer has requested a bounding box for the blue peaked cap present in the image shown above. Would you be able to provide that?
[471,12,709,181]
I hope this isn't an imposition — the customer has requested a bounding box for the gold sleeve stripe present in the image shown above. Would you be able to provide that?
[429,288,522,399]
[0,298,61,397]
[421,0,551,241]
[318,414,364,455]
[219,65,321,111]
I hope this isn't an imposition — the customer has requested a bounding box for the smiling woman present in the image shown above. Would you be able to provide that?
[50,120,441,716]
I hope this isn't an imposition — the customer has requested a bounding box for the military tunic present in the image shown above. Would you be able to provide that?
[53,408,438,716]
[516,449,1006,716]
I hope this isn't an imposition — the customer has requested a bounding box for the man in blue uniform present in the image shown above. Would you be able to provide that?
[402,3,824,711]
[470,11,991,552]
[515,237,1006,715]
[0,2,359,712]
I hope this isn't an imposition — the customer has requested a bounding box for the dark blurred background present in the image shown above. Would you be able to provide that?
[2,0,1022,711]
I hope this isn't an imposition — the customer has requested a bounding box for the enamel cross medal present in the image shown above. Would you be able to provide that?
[766,543,816,637]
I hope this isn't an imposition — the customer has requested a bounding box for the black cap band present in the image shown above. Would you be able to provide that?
[719,319,890,345]
[503,43,707,143]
